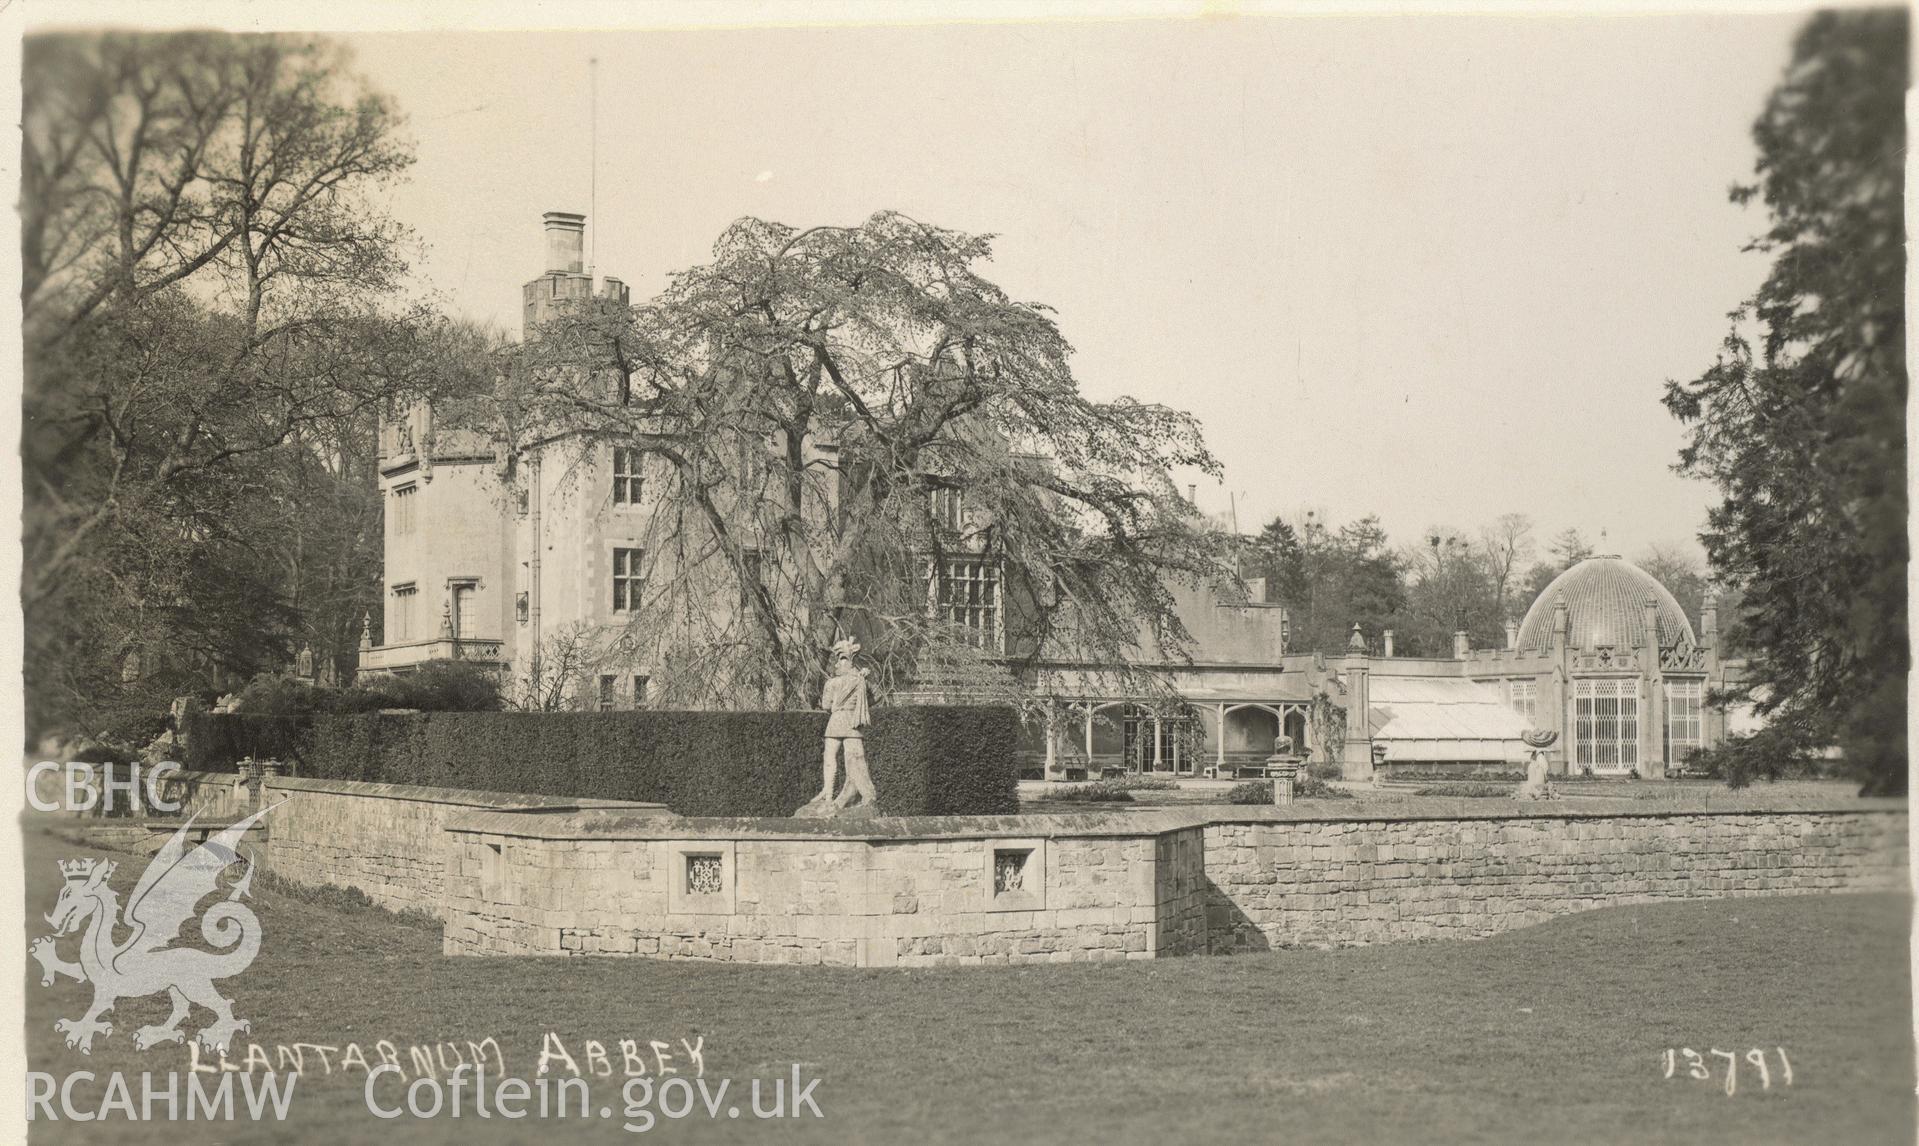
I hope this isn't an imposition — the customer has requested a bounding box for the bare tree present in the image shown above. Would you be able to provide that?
[20,32,477,736]
[502,623,631,712]
[1633,542,1709,628]
[1479,513,1536,621]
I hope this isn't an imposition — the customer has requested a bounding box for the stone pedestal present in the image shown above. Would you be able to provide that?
[1268,757,1302,807]
[239,759,264,806]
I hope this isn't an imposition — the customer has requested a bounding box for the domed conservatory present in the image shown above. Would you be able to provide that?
[1482,554,1726,776]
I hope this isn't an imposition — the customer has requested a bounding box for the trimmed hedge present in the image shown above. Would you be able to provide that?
[865,706,1018,817]
[301,710,826,818]
[181,711,312,773]
[185,706,1019,817]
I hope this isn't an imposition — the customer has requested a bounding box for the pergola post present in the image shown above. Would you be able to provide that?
[1215,703,1227,776]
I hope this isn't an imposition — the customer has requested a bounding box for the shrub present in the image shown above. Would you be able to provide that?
[1048,780,1135,803]
[1415,784,1510,798]
[1385,768,1525,783]
[1227,777,1349,803]
[53,734,142,767]
[232,675,368,717]
[1683,734,1841,788]
[232,664,502,717]
[1294,776,1351,800]
[1227,781,1272,805]
[1115,774,1178,791]
[369,662,503,713]
[1306,761,1344,781]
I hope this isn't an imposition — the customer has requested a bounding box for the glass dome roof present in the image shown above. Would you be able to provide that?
[1514,556,1697,653]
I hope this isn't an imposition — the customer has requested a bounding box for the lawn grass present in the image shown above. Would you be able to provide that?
[22,825,1914,1145]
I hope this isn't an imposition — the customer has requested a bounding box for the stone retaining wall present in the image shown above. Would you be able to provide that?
[262,776,664,919]
[1202,810,1910,951]
[252,777,1908,966]
[440,811,1207,967]
[1154,826,1209,956]
[25,763,247,820]
[157,769,256,823]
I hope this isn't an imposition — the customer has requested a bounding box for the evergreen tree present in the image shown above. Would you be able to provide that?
[1663,11,1907,793]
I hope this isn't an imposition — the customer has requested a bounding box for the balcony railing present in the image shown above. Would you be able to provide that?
[361,637,506,672]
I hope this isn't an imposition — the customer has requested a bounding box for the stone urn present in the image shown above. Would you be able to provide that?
[1514,729,1559,801]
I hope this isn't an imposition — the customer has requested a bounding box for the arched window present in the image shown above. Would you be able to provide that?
[1283,710,1307,753]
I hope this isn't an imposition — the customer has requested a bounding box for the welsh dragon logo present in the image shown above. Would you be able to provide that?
[30,806,275,1056]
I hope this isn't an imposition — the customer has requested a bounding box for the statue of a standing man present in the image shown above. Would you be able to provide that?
[798,639,877,817]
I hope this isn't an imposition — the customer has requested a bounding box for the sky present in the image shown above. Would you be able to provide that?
[337,12,1807,568]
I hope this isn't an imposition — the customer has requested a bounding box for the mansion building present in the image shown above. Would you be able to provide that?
[365,211,646,706]
[364,212,1737,781]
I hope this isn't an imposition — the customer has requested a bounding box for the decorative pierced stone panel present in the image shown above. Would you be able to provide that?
[686,854,725,895]
[665,840,737,914]
[984,838,1047,912]
[1571,648,1640,672]
[994,849,1029,894]
[1660,644,1709,671]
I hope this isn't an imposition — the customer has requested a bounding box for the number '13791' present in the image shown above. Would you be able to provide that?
[1664,1047,1793,1096]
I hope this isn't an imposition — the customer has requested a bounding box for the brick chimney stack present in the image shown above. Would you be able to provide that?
[524,212,597,336]
[543,212,586,274]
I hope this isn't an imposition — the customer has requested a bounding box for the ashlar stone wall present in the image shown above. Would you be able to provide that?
[440,812,1210,967]
[256,777,1908,967]
[1203,810,1909,952]
[262,776,664,919]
